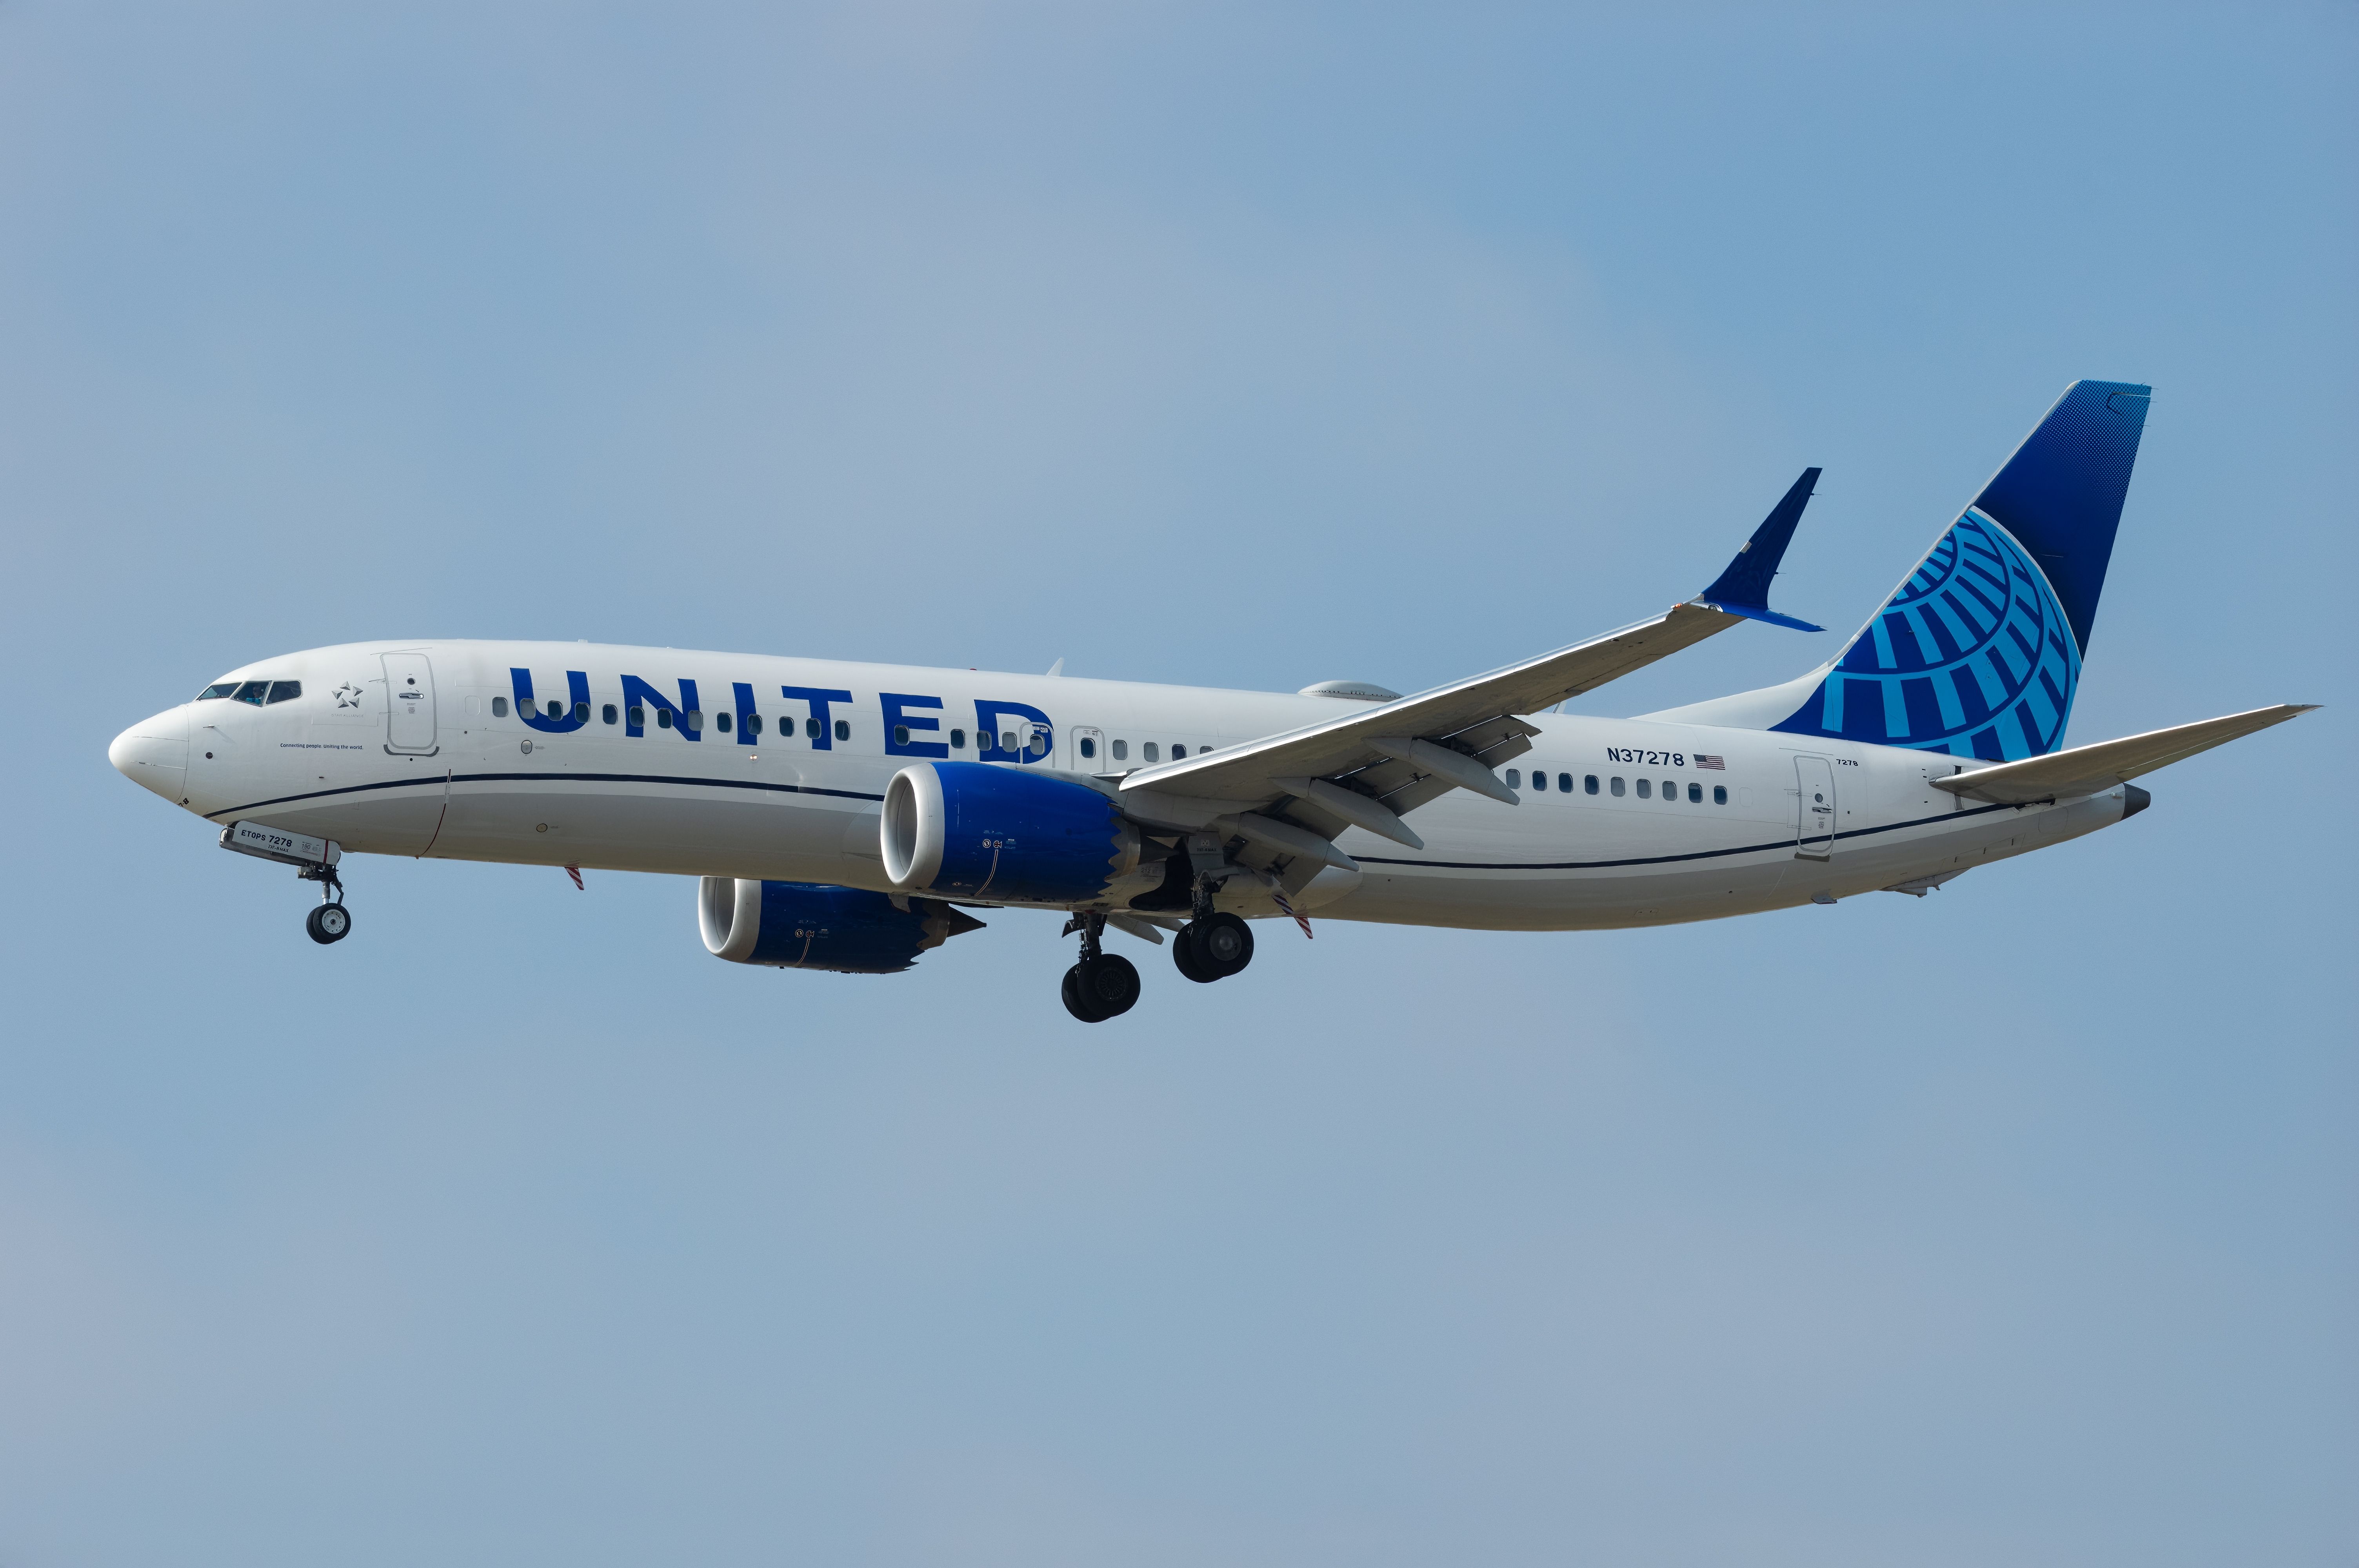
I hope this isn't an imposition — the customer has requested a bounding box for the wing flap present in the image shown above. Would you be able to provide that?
[1932,704,2317,804]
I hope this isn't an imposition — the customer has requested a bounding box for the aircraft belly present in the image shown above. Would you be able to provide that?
[1319,789,2127,932]
[422,777,885,881]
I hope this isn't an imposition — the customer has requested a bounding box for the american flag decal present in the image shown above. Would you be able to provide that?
[1694,754,1726,770]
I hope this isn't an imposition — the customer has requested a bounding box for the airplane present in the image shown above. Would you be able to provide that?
[108,379,2314,1022]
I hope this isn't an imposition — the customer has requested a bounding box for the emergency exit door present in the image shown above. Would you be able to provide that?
[382,653,439,755]
[1794,755,1836,859]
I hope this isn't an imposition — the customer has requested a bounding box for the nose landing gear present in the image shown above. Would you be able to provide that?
[1059,911,1141,1023]
[300,862,352,945]
[220,822,353,946]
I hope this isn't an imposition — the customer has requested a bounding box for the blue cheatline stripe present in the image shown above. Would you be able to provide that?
[1352,799,2023,872]
[213,778,2041,873]
[205,771,888,821]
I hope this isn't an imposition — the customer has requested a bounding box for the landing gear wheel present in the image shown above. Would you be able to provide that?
[1062,955,1141,1022]
[1061,964,1107,1022]
[1172,924,1218,984]
[1083,954,1140,1016]
[305,903,352,945]
[1189,911,1253,979]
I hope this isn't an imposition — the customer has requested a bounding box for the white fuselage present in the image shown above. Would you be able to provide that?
[113,639,2131,929]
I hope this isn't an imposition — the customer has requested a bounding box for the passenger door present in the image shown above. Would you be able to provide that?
[1794,755,1836,859]
[1070,725,1107,772]
[382,653,438,755]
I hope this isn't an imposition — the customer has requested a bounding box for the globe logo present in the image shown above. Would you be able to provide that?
[1773,508,2079,761]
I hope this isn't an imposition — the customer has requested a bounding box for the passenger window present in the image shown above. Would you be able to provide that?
[1712,785,1728,805]
[1112,739,1128,761]
[1143,742,1160,763]
[603,703,618,725]
[1080,737,1096,759]
[893,724,909,745]
[628,704,645,728]
[571,701,587,723]
[1000,732,1016,752]
[1171,744,1186,760]
[1030,733,1049,757]
[493,696,510,717]
[199,682,239,701]
[1662,779,1676,799]
[1610,776,1625,796]
[233,681,269,705]
[835,719,851,742]
[687,710,705,731]
[716,712,732,734]
[950,728,965,748]
[266,681,302,704]
[1531,770,1546,791]
[1506,769,1522,789]
[1584,774,1599,794]
[1636,779,1651,799]
[657,709,673,729]
[545,699,562,719]
[1687,782,1702,803]
[805,717,821,739]
[746,713,761,736]
[1558,773,1572,793]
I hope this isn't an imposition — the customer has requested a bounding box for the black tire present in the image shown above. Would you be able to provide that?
[1079,954,1141,1017]
[306,904,352,945]
[1061,963,1111,1022]
[1192,911,1254,978]
[1171,924,1218,984]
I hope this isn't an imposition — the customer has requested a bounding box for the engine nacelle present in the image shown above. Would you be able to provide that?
[698,878,984,973]
[881,761,1147,905]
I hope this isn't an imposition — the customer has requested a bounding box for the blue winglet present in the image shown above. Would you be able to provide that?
[1694,467,1824,633]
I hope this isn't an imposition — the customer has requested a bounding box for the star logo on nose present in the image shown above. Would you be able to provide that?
[332,682,363,709]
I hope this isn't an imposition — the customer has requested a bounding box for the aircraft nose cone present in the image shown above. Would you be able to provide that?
[111,707,190,801]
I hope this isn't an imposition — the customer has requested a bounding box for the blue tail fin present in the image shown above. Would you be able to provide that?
[1641,381,2151,760]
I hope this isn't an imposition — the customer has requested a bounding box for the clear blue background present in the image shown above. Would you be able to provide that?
[2,6,2352,1563]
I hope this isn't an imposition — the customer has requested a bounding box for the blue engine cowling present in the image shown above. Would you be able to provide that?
[699,878,985,973]
[881,761,1145,905]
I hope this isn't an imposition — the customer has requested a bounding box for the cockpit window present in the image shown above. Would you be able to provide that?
[266,681,302,704]
[199,682,240,700]
[232,681,270,705]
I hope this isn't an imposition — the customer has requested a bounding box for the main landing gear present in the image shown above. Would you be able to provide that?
[300,862,353,946]
[1173,868,1254,985]
[1058,872,1258,1024]
[1172,911,1253,984]
[1060,911,1141,1023]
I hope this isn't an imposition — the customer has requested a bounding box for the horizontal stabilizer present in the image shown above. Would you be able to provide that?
[1933,704,2317,804]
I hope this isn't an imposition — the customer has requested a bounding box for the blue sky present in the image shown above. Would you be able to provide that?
[2,5,2353,1563]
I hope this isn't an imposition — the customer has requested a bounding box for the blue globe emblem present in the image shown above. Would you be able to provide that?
[1773,508,2079,761]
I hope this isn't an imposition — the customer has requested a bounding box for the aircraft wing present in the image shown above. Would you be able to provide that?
[1123,600,1740,807]
[1114,471,1825,859]
[1932,704,2318,805]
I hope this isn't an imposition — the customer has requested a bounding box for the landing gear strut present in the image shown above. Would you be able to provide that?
[1172,873,1253,984]
[300,862,352,946]
[1059,911,1140,1023]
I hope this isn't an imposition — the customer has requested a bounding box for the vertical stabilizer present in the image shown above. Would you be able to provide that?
[1643,381,2150,761]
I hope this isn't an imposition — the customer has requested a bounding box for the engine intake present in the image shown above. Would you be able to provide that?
[699,878,983,973]
[882,761,1147,905]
